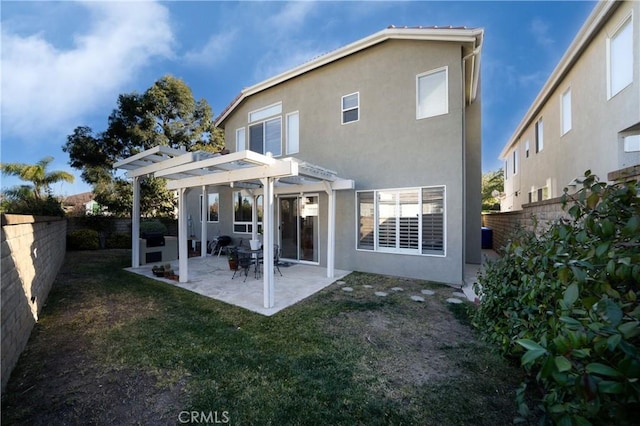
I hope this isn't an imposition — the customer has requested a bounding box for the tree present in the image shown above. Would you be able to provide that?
[0,156,74,216]
[481,168,504,211]
[63,75,225,217]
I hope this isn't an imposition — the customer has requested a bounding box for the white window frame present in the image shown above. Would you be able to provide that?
[623,134,640,152]
[341,92,360,124]
[525,140,530,158]
[248,102,282,123]
[236,127,246,151]
[416,67,449,119]
[355,185,446,257]
[286,111,300,154]
[607,14,633,99]
[504,160,508,180]
[199,192,220,223]
[513,148,518,175]
[561,87,572,135]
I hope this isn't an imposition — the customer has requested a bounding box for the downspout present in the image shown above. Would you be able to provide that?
[460,35,482,284]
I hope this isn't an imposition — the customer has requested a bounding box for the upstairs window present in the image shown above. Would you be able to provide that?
[513,149,518,175]
[248,103,282,156]
[417,67,448,119]
[236,127,246,151]
[624,134,640,152]
[561,88,572,135]
[608,16,633,98]
[535,118,544,153]
[286,112,300,154]
[341,93,359,124]
[525,140,530,158]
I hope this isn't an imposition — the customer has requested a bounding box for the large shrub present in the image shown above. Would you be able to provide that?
[472,172,640,424]
[67,229,100,250]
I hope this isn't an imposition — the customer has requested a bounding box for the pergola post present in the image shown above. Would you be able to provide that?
[131,176,141,268]
[261,177,275,308]
[200,185,207,257]
[178,188,189,283]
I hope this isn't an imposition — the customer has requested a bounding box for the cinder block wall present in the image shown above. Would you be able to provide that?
[1,214,67,393]
[482,197,571,252]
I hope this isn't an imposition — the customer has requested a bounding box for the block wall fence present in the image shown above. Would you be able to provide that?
[1,214,67,393]
[482,196,571,252]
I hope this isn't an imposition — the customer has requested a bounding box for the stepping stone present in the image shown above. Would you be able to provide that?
[363,284,373,289]
[391,287,404,292]
[374,291,388,297]
[421,289,435,296]
[452,291,466,298]
[410,295,425,302]
[341,287,354,292]
[337,280,347,285]
[446,297,463,304]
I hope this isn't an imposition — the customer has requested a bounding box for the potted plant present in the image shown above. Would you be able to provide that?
[227,250,238,270]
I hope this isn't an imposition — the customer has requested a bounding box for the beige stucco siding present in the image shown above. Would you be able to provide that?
[503,1,639,211]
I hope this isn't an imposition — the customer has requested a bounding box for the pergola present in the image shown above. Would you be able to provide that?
[114,146,354,308]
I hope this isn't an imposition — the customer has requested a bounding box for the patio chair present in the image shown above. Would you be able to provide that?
[231,249,253,282]
[258,244,283,277]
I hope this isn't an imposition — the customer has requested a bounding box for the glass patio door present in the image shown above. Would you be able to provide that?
[279,195,319,263]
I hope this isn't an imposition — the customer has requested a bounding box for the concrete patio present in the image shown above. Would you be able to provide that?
[126,255,350,316]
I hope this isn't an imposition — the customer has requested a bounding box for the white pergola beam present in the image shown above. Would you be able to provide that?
[126,152,196,178]
[114,145,184,168]
[155,150,275,179]
[165,161,296,190]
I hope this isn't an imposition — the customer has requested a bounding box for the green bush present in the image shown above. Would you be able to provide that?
[67,229,100,250]
[140,219,168,236]
[472,172,640,425]
[105,233,131,249]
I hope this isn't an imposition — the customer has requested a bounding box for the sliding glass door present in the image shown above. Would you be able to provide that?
[278,195,319,263]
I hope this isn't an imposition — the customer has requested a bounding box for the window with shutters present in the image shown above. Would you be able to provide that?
[356,186,445,256]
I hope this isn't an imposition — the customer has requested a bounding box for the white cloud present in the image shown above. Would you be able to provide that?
[249,1,327,82]
[530,17,554,48]
[184,30,238,67]
[1,1,175,143]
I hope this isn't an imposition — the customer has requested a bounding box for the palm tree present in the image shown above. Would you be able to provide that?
[1,156,74,200]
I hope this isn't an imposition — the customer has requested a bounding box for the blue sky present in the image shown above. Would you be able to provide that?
[1,0,596,196]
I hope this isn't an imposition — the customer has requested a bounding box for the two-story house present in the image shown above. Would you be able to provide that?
[500,0,640,212]
[180,26,484,287]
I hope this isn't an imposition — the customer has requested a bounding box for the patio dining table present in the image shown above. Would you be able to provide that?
[237,246,263,279]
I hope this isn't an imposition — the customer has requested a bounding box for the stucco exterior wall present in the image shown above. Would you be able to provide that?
[502,1,640,212]
[194,38,480,285]
[1,214,67,393]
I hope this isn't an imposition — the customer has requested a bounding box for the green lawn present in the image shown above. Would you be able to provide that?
[2,250,525,425]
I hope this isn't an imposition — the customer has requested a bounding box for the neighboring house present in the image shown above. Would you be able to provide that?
[63,192,100,215]
[184,25,484,286]
[500,0,640,212]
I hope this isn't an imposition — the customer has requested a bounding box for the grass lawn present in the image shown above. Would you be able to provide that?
[2,250,525,425]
